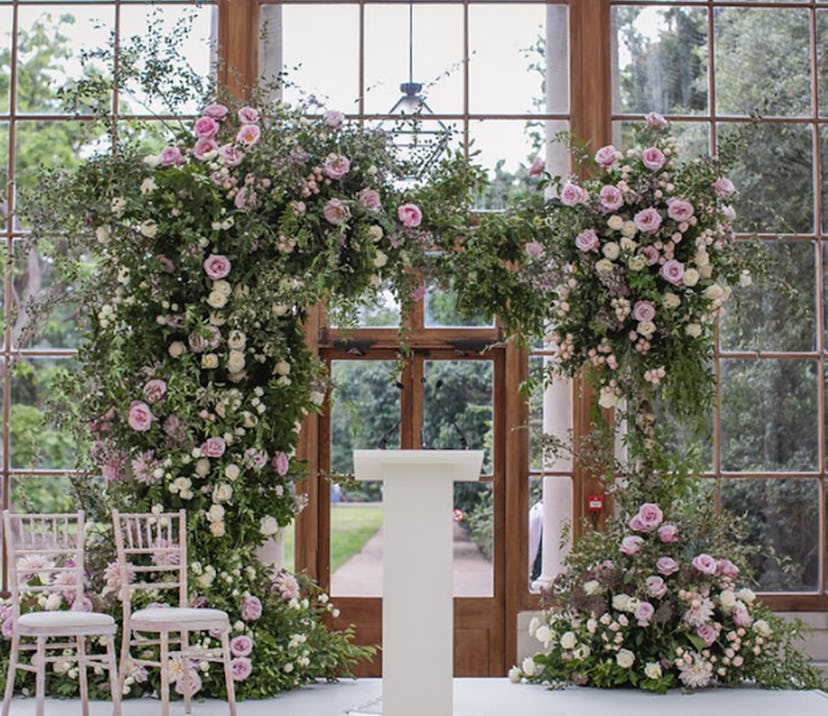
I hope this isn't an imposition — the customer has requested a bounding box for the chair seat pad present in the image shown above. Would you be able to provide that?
[130,607,229,631]
[17,610,116,635]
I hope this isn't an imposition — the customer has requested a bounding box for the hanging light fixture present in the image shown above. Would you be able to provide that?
[383,3,452,178]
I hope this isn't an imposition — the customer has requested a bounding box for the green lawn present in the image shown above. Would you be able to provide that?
[279,503,383,575]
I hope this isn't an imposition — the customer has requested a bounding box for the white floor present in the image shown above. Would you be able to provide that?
[6,678,828,716]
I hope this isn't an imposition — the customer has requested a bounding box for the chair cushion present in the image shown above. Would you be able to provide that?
[130,606,229,632]
[17,610,116,636]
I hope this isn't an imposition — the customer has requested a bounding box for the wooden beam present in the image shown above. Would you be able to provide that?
[217,0,260,99]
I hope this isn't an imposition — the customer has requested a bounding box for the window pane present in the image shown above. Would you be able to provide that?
[720,478,818,592]
[612,6,709,115]
[715,8,811,117]
[10,475,76,514]
[364,3,463,115]
[16,5,113,115]
[279,5,359,111]
[454,479,493,597]
[424,287,494,328]
[614,120,710,158]
[10,356,78,469]
[528,355,544,472]
[720,358,817,472]
[721,123,814,235]
[819,11,828,118]
[0,6,10,114]
[468,3,549,115]
[821,126,828,233]
[720,239,815,353]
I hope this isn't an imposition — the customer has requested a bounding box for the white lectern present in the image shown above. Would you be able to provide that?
[353,449,484,716]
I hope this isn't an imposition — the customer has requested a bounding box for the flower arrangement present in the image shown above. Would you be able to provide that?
[511,495,823,693]
[16,90,483,700]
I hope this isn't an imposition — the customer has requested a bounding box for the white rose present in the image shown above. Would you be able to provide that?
[228,330,246,350]
[559,631,578,650]
[602,242,620,260]
[598,387,618,409]
[572,644,591,660]
[508,666,522,683]
[521,656,537,677]
[168,341,186,358]
[753,619,772,637]
[275,361,291,376]
[140,178,156,195]
[695,249,710,267]
[201,353,219,370]
[619,236,637,252]
[45,593,63,611]
[209,521,226,537]
[628,255,646,271]
[685,323,702,338]
[196,566,216,590]
[225,463,241,481]
[595,258,614,274]
[260,515,280,536]
[621,220,637,238]
[95,226,111,244]
[227,350,246,374]
[213,279,232,296]
[737,588,756,604]
[195,458,211,477]
[682,268,700,287]
[535,625,552,644]
[607,215,624,231]
[644,662,662,679]
[213,483,233,503]
[207,290,227,309]
[616,649,635,669]
[209,312,226,326]
[612,593,631,611]
[583,579,601,596]
[662,292,681,309]
[140,220,158,238]
[369,225,384,241]
[719,589,737,610]
[207,504,225,523]
[637,320,655,336]
[272,304,289,317]
[373,251,388,268]
[111,197,126,215]
[528,616,541,638]
[703,283,724,301]
[699,264,713,278]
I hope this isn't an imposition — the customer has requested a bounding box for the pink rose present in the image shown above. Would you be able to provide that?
[641,147,666,171]
[657,523,678,542]
[524,241,544,259]
[397,203,422,228]
[717,559,739,579]
[202,436,226,458]
[357,189,382,211]
[575,229,600,253]
[142,379,167,404]
[323,110,345,129]
[696,623,718,647]
[240,595,262,621]
[272,451,289,476]
[128,401,155,432]
[194,116,219,139]
[645,112,668,129]
[599,185,624,211]
[634,600,655,626]
[323,198,351,225]
[230,635,254,657]
[631,300,656,323]
[634,207,662,234]
[528,157,545,176]
[219,145,243,167]
[639,245,660,266]
[630,503,663,532]
[231,656,253,682]
[594,145,617,168]
[193,137,219,160]
[234,187,257,209]
[692,553,718,576]
[656,557,680,576]
[236,124,261,147]
[646,575,667,599]
[667,198,694,222]
[159,146,184,167]
[712,177,735,197]
[203,254,231,280]
[560,182,588,206]
[659,259,685,286]
[411,285,427,302]
[324,154,350,180]
[203,104,229,121]
[620,535,644,555]
[733,607,753,628]
[2,615,14,638]
[174,669,202,697]
[238,106,260,124]
[272,571,301,602]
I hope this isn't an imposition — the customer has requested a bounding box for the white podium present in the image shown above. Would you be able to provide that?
[353,449,484,716]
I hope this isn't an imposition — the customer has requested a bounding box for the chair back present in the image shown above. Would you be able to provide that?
[111,509,188,610]
[2,510,88,618]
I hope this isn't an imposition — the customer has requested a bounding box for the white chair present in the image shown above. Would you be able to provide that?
[1,510,121,716]
[111,509,236,716]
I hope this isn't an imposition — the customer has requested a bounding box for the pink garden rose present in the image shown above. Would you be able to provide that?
[142,379,167,404]
[238,106,260,124]
[594,145,618,168]
[324,154,351,180]
[323,110,345,129]
[634,207,663,234]
[659,259,685,285]
[357,189,382,212]
[717,558,739,579]
[560,182,589,207]
[620,535,644,555]
[234,187,257,209]
[323,198,351,225]
[697,623,718,647]
[599,185,624,211]
[272,571,301,602]
[641,146,666,171]
[236,124,261,147]
[645,112,668,129]
[231,657,253,682]
[203,254,231,280]
[629,503,663,532]
[230,635,254,657]
[634,600,655,626]
[203,103,229,121]
[733,607,753,628]
[639,245,660,266]
[159,146,184,167]
[645,575,667,599]
[193,116,219,139]
[219,145,243,167]
[631,300,656,323]
[691,553,718,575]
[524,241,544,259]
[656,556,680,576]
[667,198,694,222]
[575,229,600,253]
[128,401,155,432]
[193,138,219,160]
[657,523,678,542]
[528,157,545,176]
[397,203,422,228]
[240,595,262,621]
[202,436,227,459]
[272,451,289,476]
[712,176,735,197]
